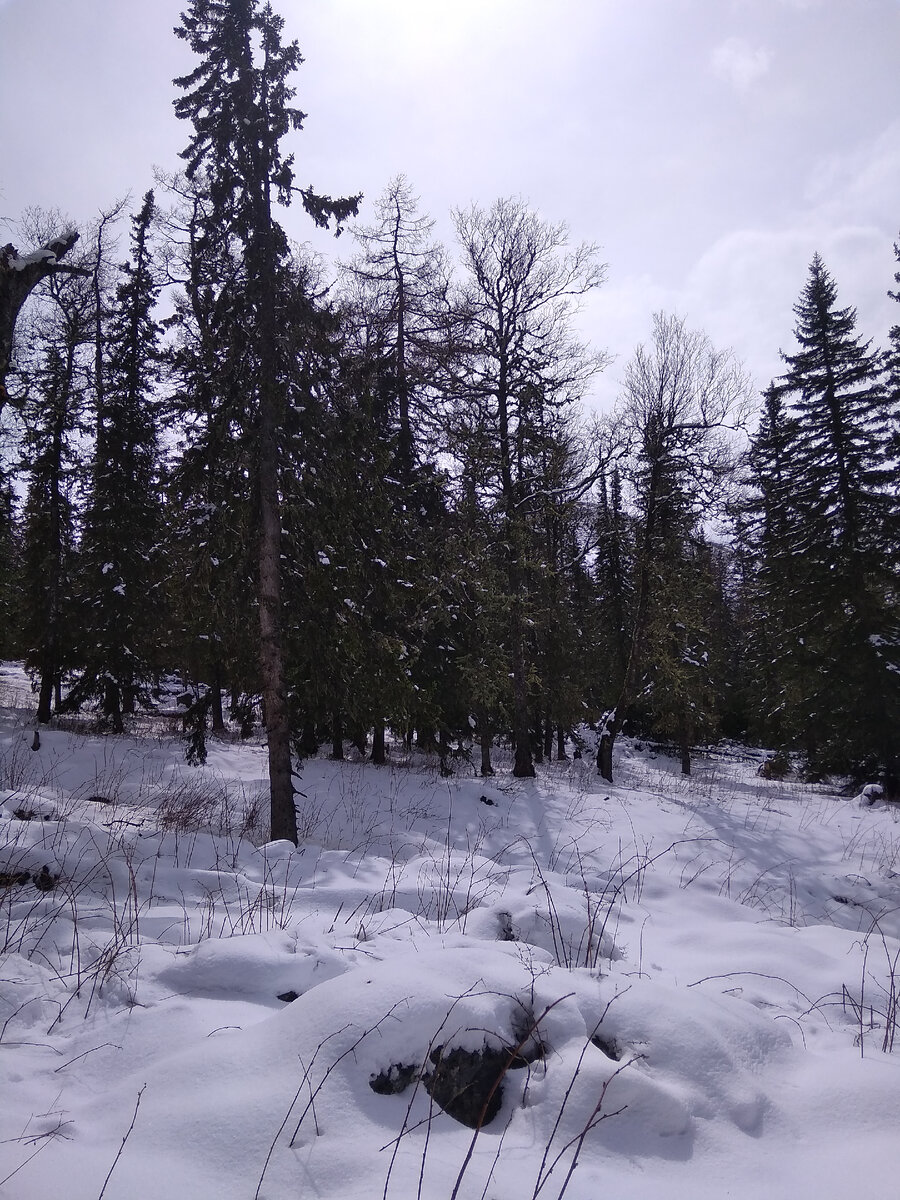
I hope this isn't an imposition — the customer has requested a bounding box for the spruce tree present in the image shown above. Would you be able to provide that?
[173,0,359,842]
[769,255,899,780]
[162,171,259,732]
[744,384,812,749]
[887,235,900,456]
[0,481,21,660]
[593,466,632,694]
[72,192,164,731]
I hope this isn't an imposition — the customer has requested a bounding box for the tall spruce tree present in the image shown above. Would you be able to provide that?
[765,255,900,780]
[72,192,164,731]
[743,387,802,747]
[887,235,900,455]
[162,170,260,733]
[173,0,359,842]
[0,482,18,660]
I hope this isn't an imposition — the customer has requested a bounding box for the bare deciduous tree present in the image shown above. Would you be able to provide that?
[597,311,751,781]
[451,197,608,777]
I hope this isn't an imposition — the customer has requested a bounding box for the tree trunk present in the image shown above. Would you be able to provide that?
[680,741,691,776]
[254,186,297,843]
[104,680,123,734]
[299,718,318,757]
[477,709,494,776]
[258,422,296,841]
[597,709,617,783]
[371,720,386,765]
[543,716,554,761]
[37,669,54,726]
[556,726,567,761]
[680,711,692,776]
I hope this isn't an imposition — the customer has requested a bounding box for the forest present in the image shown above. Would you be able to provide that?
[1,0,899,846]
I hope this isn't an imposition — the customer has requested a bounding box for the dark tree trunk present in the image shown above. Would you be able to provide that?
[543,716,554,761]
[680,741,692,776]
[104,680,123,734]
[597,710,617,783]
[477,709,494,776]
[556,726,567,761]
[371,720,386,765]
[299,718,319,757]
[37,670,54,726]
[255,190,297,843]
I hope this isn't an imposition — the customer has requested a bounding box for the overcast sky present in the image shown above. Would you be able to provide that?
[1,0,898,411]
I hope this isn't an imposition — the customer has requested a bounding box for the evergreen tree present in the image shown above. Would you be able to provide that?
[766,255,900,780]
[0,481,21,660]
[161,170,259,732]
[593,465,632,699]
[72,192,165,731]
[743,384,812,748]
[887,235,900,458]
[173,0,359,841]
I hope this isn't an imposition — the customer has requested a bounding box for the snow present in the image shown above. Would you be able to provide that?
[1,247,58,272]
[1,661,899,1198]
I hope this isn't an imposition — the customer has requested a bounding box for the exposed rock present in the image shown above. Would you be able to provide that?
[591,1031,623,1060]
[425,1043,511,1128]
[369,1062,418,1096]
[32,865,59,892]
[0,870,30,888]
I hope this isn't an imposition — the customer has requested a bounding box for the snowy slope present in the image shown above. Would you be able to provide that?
[1,663,898,1199]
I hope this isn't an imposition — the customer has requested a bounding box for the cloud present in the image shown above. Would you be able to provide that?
[677,221,895,397]
[711,37,772,91]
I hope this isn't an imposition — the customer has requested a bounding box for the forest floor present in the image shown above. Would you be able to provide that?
[1,661,899,1199]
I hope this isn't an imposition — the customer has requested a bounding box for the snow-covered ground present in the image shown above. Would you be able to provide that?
[1,660,898,1199]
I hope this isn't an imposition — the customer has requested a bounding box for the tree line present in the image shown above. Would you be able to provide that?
[1,0,898,841]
